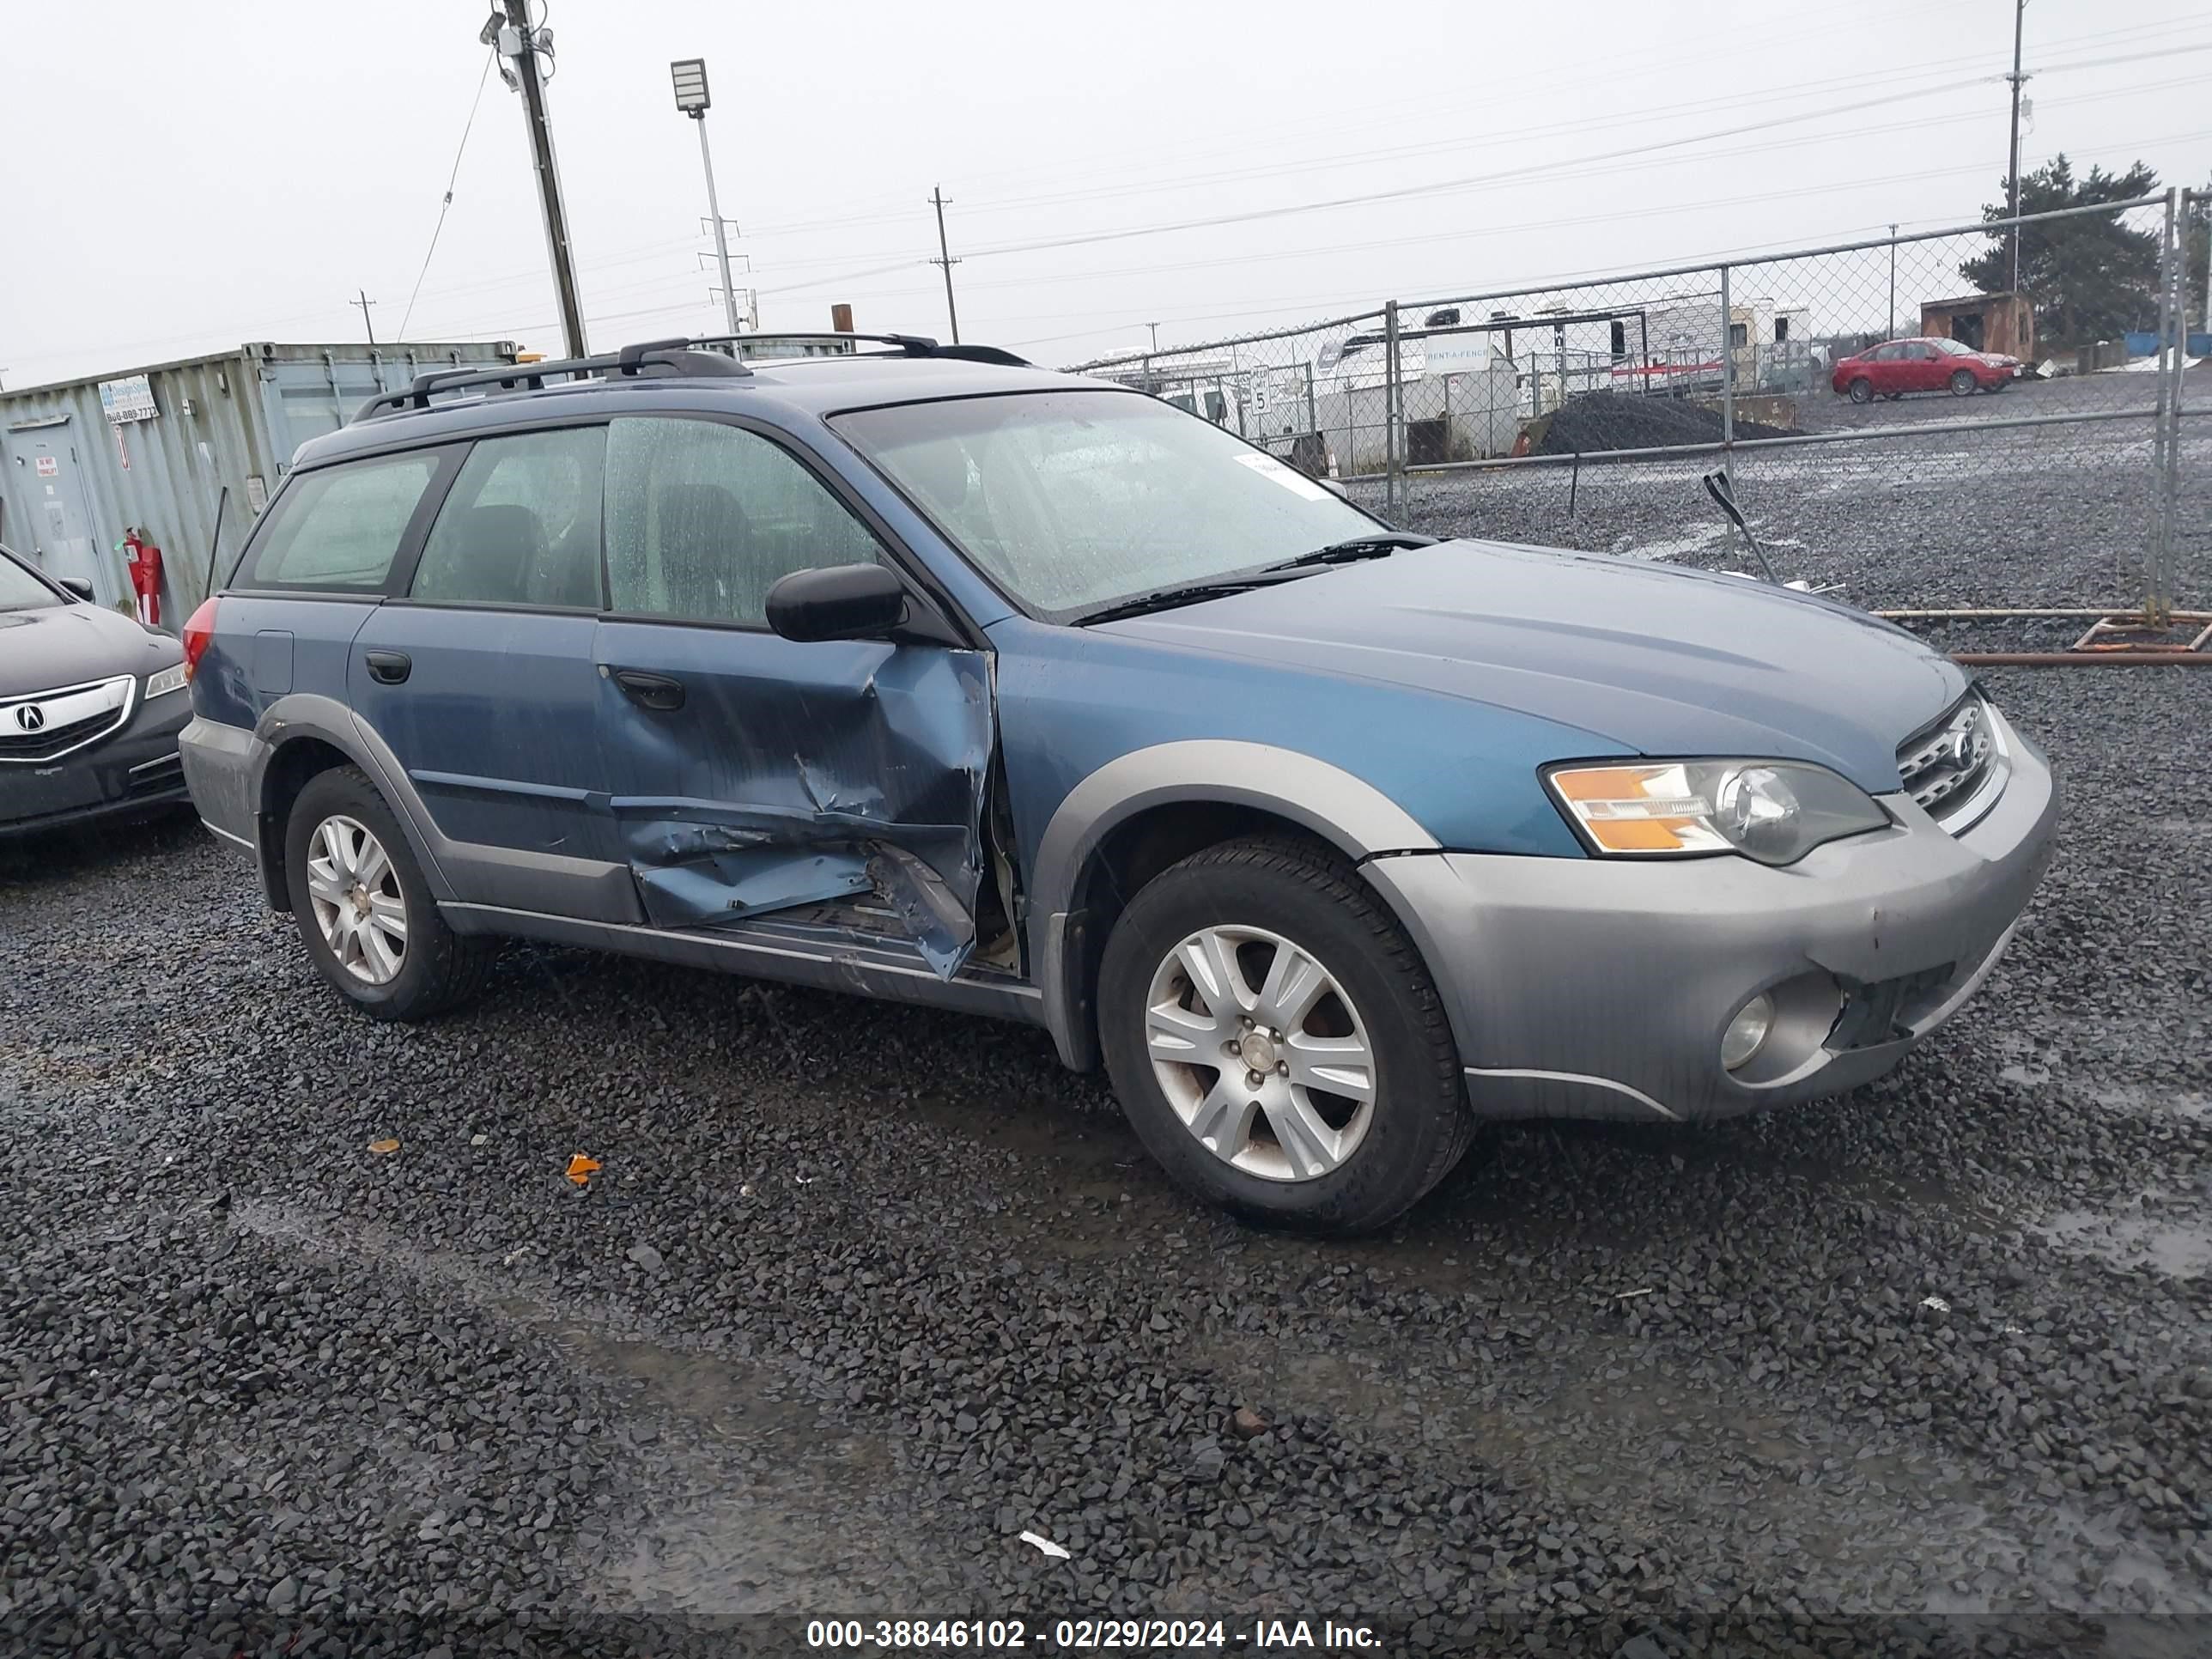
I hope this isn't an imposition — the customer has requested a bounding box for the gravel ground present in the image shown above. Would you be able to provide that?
[4,432,2210,1656]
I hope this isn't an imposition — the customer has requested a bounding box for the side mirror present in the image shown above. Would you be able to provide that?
[765,562,908,643]
[58,576,95,601]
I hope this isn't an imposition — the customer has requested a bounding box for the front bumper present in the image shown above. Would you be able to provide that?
[0,690,193,839]
[1366,710,2059,1121]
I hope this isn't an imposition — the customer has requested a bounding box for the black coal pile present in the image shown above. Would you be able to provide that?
[1534,389,1797,455]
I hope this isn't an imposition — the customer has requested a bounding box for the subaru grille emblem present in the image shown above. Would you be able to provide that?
[15,704,45,732]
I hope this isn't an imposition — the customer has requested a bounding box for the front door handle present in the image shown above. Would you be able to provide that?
[364,650,411,685]
[612,669,685,712]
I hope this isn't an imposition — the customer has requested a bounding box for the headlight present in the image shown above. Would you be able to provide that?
[1545,759,1888,866]
[145,663,189,699]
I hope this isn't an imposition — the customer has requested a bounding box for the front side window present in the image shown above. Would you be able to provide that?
[832,389,1380,620]
[240,453,441,591]
[411,426,607,608]
[0,549,63,611]
[604,416,884,626]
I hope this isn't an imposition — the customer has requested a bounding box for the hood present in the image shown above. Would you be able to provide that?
[1097,541,1966,792]
[0,600,180,696]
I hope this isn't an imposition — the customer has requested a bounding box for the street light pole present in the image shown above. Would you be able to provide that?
[672,60,742,338]
[496,0,587,358]
[696,118,741,337]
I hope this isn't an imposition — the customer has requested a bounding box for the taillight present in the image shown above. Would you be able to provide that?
[181,598,218,681]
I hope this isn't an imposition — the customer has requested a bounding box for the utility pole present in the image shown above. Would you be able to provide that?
[672,60,741,338]
[2005,0,2030,295]
[929,186,961,344]
[1887,225,1898,339]
[349,289,379,347]
[493,1,587,358]
[1148,321,1161,352]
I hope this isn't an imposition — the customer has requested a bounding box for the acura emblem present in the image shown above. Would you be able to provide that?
[15,704,45,732]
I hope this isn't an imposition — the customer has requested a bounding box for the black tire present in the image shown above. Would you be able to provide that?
[1847,378,1874,404]
[1097,836,1474,1235]
[283,765,495,1021]
[1948,368,1977,397]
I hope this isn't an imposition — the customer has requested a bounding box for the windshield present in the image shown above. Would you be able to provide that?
[0,549,64,611]
[832,389,1378,619]
[1930,337,1976,356]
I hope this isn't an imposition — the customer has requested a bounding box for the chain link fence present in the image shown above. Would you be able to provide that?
[1071,191,2209,654]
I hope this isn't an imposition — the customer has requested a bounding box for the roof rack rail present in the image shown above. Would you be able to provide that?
[351,343,750,423]
[348,331,1030,424]
[683,331,1033,368]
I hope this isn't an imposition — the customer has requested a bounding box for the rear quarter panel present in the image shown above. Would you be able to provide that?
[191,596,378,732]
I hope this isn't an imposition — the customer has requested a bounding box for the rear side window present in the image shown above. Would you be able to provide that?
[410,426,607,609]
[240,453,440,591]
[603,416,883,627]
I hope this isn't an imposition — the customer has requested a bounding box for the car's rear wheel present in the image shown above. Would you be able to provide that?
[1097,836,1474,1234]
[1847,377,1874,404]
[283,766,495,1021]
[1949,368,1978,396]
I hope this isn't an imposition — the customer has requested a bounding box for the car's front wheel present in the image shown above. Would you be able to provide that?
[1949,368,1978,396]
[1847,377,1874,404]
[283,765,495,1021]
[1097,837,1474,1233]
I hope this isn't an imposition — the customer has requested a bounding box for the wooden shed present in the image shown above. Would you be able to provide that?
[1919,293,2035,361]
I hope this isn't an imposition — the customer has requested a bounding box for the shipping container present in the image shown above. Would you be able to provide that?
[0,341,515,625]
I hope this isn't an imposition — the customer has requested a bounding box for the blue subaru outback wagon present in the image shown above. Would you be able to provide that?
[179,334,2057,1233]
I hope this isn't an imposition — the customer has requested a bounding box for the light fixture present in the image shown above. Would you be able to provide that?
[1721,994,1775,1072]
[670,58,710,115]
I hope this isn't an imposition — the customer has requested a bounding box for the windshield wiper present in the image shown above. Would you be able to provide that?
[1076,577,1291,626]
[1263,532,1437,571]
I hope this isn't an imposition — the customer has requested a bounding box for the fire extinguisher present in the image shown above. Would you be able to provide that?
[120,527,164,629]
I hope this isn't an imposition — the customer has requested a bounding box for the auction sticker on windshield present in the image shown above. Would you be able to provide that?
[1231,451,1333,501]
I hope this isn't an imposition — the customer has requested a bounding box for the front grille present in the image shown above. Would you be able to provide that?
[0,676,135,764]
[1897,694,2005,833]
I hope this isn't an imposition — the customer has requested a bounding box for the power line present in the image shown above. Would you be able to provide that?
[398,45,497,340]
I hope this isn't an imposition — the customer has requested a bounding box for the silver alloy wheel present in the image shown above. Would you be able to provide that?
[1143,923,1377,1182]
[304,813,408,986]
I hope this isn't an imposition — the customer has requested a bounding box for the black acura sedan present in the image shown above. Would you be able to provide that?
[0,544,192,839]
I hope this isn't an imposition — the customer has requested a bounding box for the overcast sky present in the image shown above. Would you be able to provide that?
[2,0,2205,388]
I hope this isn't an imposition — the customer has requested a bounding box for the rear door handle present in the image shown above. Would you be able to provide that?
[364,650,411,685]
[612,669,685,712]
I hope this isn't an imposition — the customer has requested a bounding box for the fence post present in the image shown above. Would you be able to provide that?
[2151,188,2185,624]
[1718,262,1735,491]
[1383,300,1401,516]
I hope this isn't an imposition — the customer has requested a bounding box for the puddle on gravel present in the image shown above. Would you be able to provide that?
[231,1199,945,1613]
[2028,1195,2212,1280]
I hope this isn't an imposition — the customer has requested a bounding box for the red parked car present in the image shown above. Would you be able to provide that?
[1831,337,2022,403]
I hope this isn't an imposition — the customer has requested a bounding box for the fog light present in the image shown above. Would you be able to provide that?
[1721,993,1775,1072]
